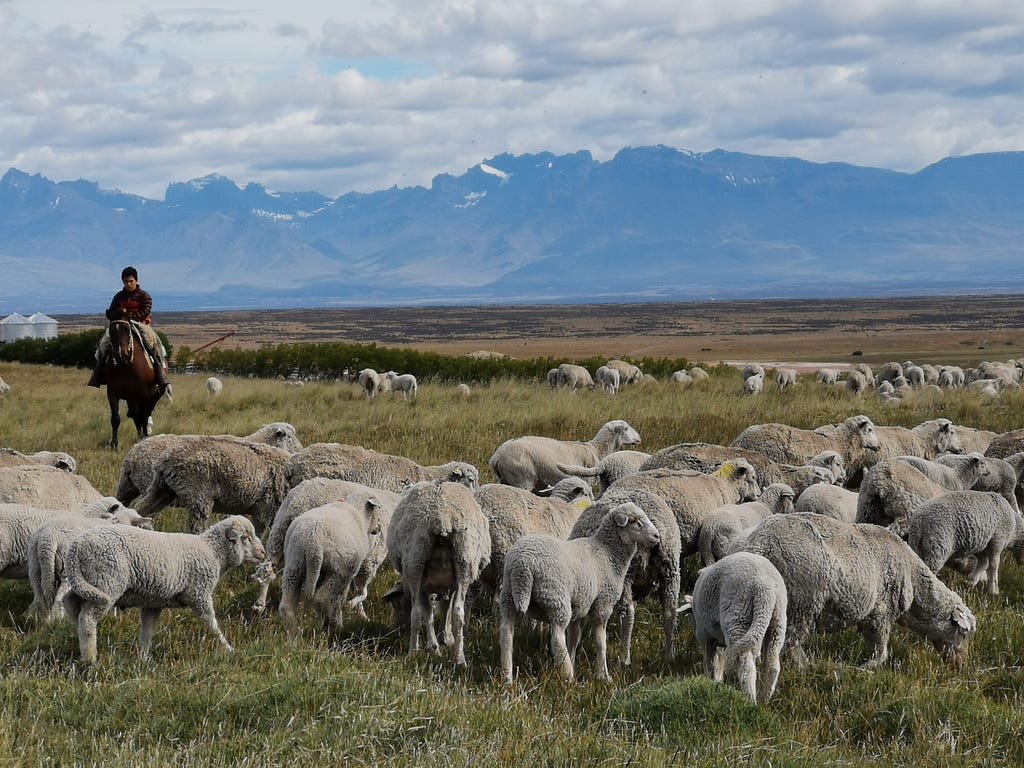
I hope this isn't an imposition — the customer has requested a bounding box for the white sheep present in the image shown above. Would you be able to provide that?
[488,419,642,492]
[205,376,223,395]
[744,372,765,395]
[0,465,102,508]
[26,503,153,622]
[742,363,765,380]
[605,360,642,385]
[845,370,870,395]
[499,502,660,682]
[774,368,798,390]
[733,513,977,669]
[62,515,265,663]
[816,368,840,386]
[594,365,621,394]
[357,368,383,398]
[0,375,9,394]
[114,422,303,506]
[688,551,787,704]
[386,480,490,666]
[689,366,710,381]
[871,418,964,461]
[905,490,1022,594]
[793,483,859,522]
[284,442,479,494]
[278,493,387,638]
[546,368,560,389]
[669,370,693,386]
[455,383,471,396]
[698,483,795,565]
[0,448,77,473]
[555,450,652,496]
[556,363,596,392]
[385,371,418,400]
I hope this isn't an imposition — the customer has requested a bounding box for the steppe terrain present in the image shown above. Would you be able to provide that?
[57,294,1024,368]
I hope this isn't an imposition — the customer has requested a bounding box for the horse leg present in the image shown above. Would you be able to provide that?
[108,396,121,449]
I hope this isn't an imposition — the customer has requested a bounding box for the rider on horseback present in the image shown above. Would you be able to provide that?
[87,266,171,394]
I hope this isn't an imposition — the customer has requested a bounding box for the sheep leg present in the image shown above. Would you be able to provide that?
[312,576,344,634]
[499,612,515,684]
[278,581,301,641]
[566,619,583,664]
[617,593,636,666]
[735,649,758,704]
[193,597,233,652]
[591,616,612,682]
[450,584,468,667]
[139,607,162,660]
[857,614,891,670]
[76,602,108,664]
[410,589,432,653]
[550,624,574,681]
[660,562,680,663]
[187,500,216,535]
[758,616,785,704]
[701,638,720,680]
[985,548,1001,595]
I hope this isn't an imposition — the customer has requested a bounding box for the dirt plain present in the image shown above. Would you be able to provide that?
[56,294,1024,369]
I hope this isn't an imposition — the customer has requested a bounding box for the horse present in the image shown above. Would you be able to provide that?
[104,320,164,449]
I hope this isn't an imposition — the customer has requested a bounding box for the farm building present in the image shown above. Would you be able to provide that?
[0,312,58,342]
[26,312,58,339]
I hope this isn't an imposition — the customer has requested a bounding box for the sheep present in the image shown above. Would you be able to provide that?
[640,442,782,490]
[957,426,998,455]
[567,488,682,665]
[0,465,102,508]
[1002,452,1024,510]
[816,368,840,386]
[0,448,77,473]
[793,483,859,522]
[546,368,560,389]
[204,376,223,395]
[854,363,875,384]
[605,359,642,385]
[744,372,765,395]
[871,418,964,462]
[669,370,693,386]
[637,373,659,386]
[385,371,418,400]
[283,379,305,388]
[903,361,926,387]
[0,375,9,394]
[252,478,402,614]
[488,419,641,493]
[62,516,265,663]
[742,363,765,380]
[455,383,471,396]
[499,502,660,682]
[731,415,881,487]
[358,368,383,398]
[698,483,796,566]
[775,368,798,390]
[134,437,293,534]
[689,366,710,381]
[386,480,490,666]
[687,551,787,704]
[114,422,303,506]
[905,490,1022,595]
[594,365,621,394]
[845,370,870,395]
[278,493,387,638]
[555,450,652,496]
[26,504,154,623]
[556,363,595,392]
[733,513,977,669]
[284,442,479,494]
[474,477,593,599]
[876,361,904,386]
[984,428,1024,459]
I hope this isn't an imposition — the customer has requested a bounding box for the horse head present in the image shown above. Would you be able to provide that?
[109,320,135,366]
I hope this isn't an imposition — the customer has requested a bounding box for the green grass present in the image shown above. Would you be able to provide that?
[1,360,1024,766]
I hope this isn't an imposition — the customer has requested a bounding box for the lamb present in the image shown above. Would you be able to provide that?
[474,477,593,598]
[114,422,303,506]
[134,437,293,533]
[278,493,387,638]
[556,363,595,392]
[499,502,660,682]
[775,368,798,390]
[744,372,765,395]
[385,371,418,400]
[62,516,265,663]
[816,368,840,386]
[905,490,1022,595]
[386,480,490,666]
[0,448,77,473]
[205,376,223,395]
[594,365,621,394]
[733,514,977,669]
[358,368,383,398]
[488,419,641,492]
[253,477,403,611]
[698,483,796,566]
[0,465,102,507]
[687,551,787,704]
[556,450,652,495]
[284,442,479,494]
[26,504,153,623]
[793,484,859,522]
[669,370,693,386]
[604,360,642,385]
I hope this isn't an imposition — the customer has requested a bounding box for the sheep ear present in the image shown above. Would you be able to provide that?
[951,606,974,632]
[453,467,464,477]
[226,525,242,541]
[614,511,630,527]
[363,497,380,514]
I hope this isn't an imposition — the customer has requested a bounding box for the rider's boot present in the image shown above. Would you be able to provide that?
[87,358,105,388]
[152,360,173,400]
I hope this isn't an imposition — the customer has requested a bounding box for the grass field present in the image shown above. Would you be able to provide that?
[2,358,1024,767]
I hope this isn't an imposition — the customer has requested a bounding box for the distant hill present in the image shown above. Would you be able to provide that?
[3,146,1023,312]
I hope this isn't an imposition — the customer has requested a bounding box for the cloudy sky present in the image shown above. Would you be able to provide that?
[2,0,1022,200]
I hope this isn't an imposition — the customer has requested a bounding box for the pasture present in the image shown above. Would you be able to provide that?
[2,360,1024,766]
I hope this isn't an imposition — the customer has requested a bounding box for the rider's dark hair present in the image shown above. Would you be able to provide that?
[121,266,138,281]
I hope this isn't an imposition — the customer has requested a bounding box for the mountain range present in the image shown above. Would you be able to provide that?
[2,146,1023,313]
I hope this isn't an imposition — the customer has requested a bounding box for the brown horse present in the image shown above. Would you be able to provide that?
[104,320,164,449]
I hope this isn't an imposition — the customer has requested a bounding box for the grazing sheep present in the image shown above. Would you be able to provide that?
[1002,452,1024,511]
[556,450,652,496]
[386,371,418,400]
[489,420,641,493]
[605,360,642,385]
[845,370,870,395]
[546,368,560,389]
[698,483,796,566]
[733,514,977,669]
[742,363,765,380]
[134,437,293,533]
[905,491,1022,594]
[0,449,77,473]
[793,484,859,522]
[205,377,223,395]
[0,465,102,508]
[27,504,153,623]
[854,363,875,384]
[284,442,479,494]
[640,442,782,491]
[816,368,840,386]
[744,372,765,395]
[556,363,596,392]
[252,478,402,614]
[114,422,303,506]
[386,480,490,666]
[63,516,265,663]
[775,368,798,390]
[278,493,387,638]
[499,502,660,682]
[689,366,710,381]
[358,368,383,398]
[474,477,593,598]
[594,365,621,394]
[670,370,693,386]
[0,375,9,394]
[688,551,787,704]
[876,362,904,386]
[455,383,471,396]
[903,362,926,387]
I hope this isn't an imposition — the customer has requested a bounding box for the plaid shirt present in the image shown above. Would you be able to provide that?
[105,286,153,324]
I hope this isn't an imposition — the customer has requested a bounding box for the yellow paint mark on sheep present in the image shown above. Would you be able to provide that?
[713,462,738,479]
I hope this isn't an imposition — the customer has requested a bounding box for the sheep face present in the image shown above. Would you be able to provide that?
[605,420,642,449]
[610,503,661,548]
[446,462,479,490]
[852,416,881,451]
[714,459,761,502]
[899,595,977,666]
[219,516,266,566]
[934,420,964,455]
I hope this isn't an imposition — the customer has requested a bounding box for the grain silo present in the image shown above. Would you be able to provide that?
[0,313,33,343]
[27,312,59,339]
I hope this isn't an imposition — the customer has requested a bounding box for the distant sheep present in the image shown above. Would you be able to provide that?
[689,366,710,381]
[594,365,621,394]
[775,368,798,390]
[670,370,693,386]
[744,373,765,396]
[455,383,471,396]
[0,449,76,473]
[816,368,840,386]
[845,371,870,395]
[0,375,9,394]
[556,363,595,392]
[742,363,765,380]
[546,368,560,389]
[385,371,418,400]
[604,360,642,385]
[358,368,384,398]
[205,377,223,395]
